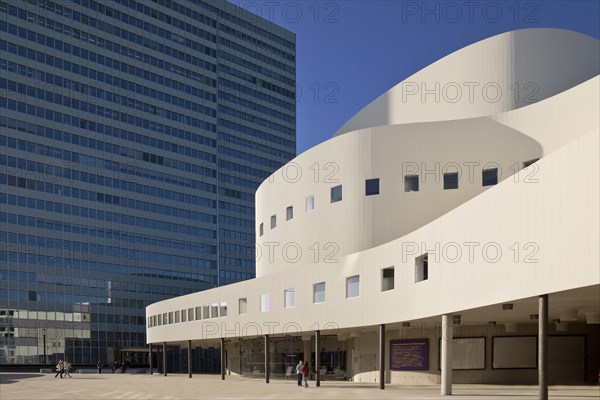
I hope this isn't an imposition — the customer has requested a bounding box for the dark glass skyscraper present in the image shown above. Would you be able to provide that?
[0,0,295,367]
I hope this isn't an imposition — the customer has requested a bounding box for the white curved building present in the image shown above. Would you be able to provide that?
[146,29,600,392]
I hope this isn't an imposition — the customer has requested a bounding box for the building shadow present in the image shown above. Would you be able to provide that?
[0,373,45,384]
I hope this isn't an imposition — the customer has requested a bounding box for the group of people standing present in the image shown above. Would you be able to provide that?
[111,360,128,373]
[54,360,124,377]
[295,360,311,388]
[96,360,128,373]
[54,360,72,378]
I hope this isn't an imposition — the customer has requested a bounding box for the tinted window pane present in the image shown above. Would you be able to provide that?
[365,179,379,196]
[330,185,342,203]
[346,275,360,298]
[306,195,314,211]
[404,175,419,192]
[313,282,325,303]
[482,168,498,186]
[443,173,458,190]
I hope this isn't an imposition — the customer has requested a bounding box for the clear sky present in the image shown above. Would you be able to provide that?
[234,0,600,154]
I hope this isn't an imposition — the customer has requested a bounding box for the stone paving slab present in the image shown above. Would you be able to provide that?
[1,373,598,400]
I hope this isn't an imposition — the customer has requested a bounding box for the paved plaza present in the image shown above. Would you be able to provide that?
[0,373,598,400]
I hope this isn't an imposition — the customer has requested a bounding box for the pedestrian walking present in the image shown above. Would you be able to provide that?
[54,360,64,379]
[97,360,103,374]
[302,362,311,388]
[295,360,303,386]
[63,361,72,378]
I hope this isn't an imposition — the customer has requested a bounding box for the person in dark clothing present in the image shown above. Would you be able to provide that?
[302,362,311,388]
[97,360,103,374]
[54,360,64,378]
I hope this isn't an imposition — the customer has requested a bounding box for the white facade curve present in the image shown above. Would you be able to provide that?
[335,28,600,136]
[146,29,600,386]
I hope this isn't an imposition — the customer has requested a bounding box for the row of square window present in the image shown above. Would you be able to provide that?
[149,255,430,327]
[148,302,228,328]
[259,167,505,235]
[258,257,429,311]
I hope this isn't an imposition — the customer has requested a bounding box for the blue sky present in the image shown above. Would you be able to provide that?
[235,1,600,154]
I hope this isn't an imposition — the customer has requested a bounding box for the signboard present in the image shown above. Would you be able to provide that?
[390,338,429,371]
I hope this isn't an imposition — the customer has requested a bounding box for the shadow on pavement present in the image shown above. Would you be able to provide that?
[0,373,45,384]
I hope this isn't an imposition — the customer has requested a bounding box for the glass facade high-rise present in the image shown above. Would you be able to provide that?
[0,0,295,367]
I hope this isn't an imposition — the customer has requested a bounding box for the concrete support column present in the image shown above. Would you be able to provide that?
[539,294,548,400]
[441,314,453,396]
[264,335,270,383]
[315,330,321,387]
[379,324,385,390]
[303,338,311,367]
[157,345,161,374]
[162,342,167,377]
[187,340,192,378]
[149,344,153,375]
[221,338,226,380]
[197,345,201,374]
[42,329,47,365]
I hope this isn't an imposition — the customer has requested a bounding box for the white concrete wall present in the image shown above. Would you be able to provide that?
[147,76,599,342]
[335,29,600,135]
[493,76,599,155]
[256,119,541,277]
[146,30,599,385]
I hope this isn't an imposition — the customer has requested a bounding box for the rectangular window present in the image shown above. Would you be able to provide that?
[404,175,419,192]
[306,195,314,211]
[181,309,187,322]
[158,314,162,326]
[260,293,270,312]
[220,302,228,317]
[346,275,360,298]
[284,288,296,308]
[188,308,194,321]
[365,178,380,196]
[482,168,498,186]
[239,298,247,315]
[174,310,180,323]
[415,254,428,282]
[270,215,276,229]
[443,173,458,190]
[211,303,219,318]
[313,282,325,304]
[168,312,173,324]
[259,223,264,237]
[195,306,202,320]
[203,305,210,320]
[382,267,395,291]
[330,185,342,203]
[286,206,293,221]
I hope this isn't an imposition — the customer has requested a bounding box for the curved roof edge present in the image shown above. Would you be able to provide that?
[334,28,600,137]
